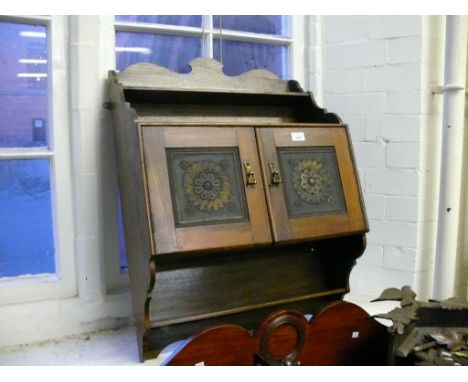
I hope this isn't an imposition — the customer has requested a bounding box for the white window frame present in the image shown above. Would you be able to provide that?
[0,15,76,305]
[114,15,306,84]
[107,15,308,292]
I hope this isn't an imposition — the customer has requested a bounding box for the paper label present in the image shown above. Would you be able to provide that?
[291,132,305,141]
[195,361,205,366]
[352,331,360,339]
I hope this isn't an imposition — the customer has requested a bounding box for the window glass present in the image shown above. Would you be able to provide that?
[0,21,49,148]
[214,39,288,79]
[115,32,202,72]
[0,159,55,277]
[214,15,289,36]
[116,15,202,28]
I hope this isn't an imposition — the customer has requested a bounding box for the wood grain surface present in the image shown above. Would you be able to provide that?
[163,301,389,366]
[115,58,292,94]
[257,126,368,243]
[107,59,368,362]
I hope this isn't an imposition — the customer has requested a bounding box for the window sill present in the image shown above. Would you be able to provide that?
[0,325,173,365]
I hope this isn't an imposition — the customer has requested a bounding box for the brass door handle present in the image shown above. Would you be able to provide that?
[269,162,282,187]
[243,161,257,187]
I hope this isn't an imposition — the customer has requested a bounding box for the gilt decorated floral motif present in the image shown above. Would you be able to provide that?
[290,158,333,207]
[167,148,248,227]
[180,159,232,212]
[277,147,346,218]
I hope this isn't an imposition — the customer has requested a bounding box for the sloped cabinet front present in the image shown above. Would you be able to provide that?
[257,125,367,243]
[141,125,272,255]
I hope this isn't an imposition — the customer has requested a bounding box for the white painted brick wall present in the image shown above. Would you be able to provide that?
[386,143,420,168]
[387,90,421,114]
[354,142,386,168]
[386,196,419,222]
[364,194,385,220]
[324,40,387,69]
[322,16,368,44]
[383,246,417,271]
[368,115,421,143]
[324,68,366,94]
[365,63,420,91]
[325,93,387,116]
[318,15,444,298]
[349,264,414,297]
[387,36,422,64]
[344,116,366,141]
[307,17,323,106]
[365,16,421,39]
[365,219,419,249]
[365,169,419,196]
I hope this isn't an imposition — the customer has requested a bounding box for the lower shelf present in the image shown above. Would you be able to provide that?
[150,288,347,328]
[148,241,358,326]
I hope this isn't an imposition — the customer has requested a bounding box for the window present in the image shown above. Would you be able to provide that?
[0,15,307,345]
[115,15,293,78]
[0,21,49,149]
[0,16,75,304]
[0,19,54,278]
[113,15,300,272]
[211,15,290,78]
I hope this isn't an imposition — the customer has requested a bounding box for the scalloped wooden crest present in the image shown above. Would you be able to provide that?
[114,57,292,94]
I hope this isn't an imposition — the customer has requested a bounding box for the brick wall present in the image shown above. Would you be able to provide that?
[308,16,448,300]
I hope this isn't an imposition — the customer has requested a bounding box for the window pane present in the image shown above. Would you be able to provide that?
[116,15,202,28]
[0,21,49,148]
[214,15,289,36]
[116,32,202,73]
[214,39,288,79]
[0,159,55,277]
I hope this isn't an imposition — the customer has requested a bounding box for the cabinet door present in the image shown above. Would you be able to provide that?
[141,125,272,255]
[257,126,367,243]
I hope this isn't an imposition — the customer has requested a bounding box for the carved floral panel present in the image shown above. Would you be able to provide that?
[277,147,346,218]
[167,148,249,227]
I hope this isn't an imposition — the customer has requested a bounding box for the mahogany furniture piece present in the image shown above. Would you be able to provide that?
[163,301,389,366]
[107,58,371,362]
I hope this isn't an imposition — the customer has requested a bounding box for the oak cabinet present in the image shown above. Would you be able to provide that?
[107,58,368,361]
[140,124,366,255]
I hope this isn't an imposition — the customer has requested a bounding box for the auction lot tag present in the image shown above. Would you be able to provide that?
[291,132,305,141]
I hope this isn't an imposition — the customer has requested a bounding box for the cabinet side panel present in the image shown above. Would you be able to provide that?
[110,102,154,359]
